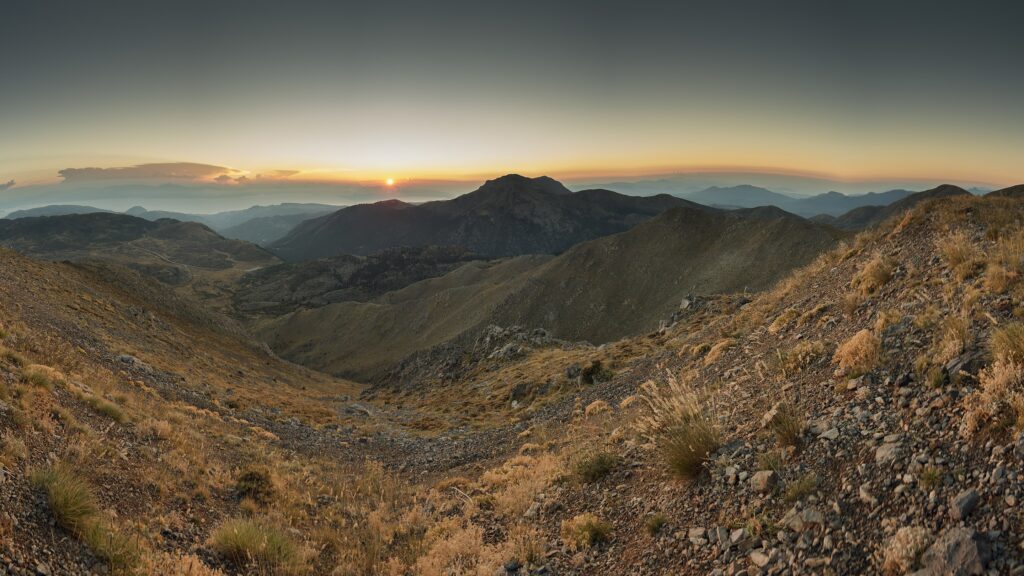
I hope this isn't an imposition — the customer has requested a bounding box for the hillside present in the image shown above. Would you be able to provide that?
[270,174,702,260]
[0,213,279,308]
[233,245,481,315]
[259,204,844,379]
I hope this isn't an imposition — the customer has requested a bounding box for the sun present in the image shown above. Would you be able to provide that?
[385,177,395,186]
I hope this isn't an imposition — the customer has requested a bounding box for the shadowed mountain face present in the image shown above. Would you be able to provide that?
[270,174,703,260]
[813,184,971,231]
[260,203,844,379]
[986,184,1024,198]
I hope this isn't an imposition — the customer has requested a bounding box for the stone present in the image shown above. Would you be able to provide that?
[751,470,778,494]
[950,489,980,521]
[875,442,903,465]
[749,550,771,567]
[860,483,878,506]
[920,528,986,575]
[689,526,707,545]
[819,428,840,441]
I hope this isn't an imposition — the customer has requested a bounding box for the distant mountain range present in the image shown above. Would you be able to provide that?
[270,174,704,260]
[3,202,340,246]
[680,185,914,217]
[813,184,971,230]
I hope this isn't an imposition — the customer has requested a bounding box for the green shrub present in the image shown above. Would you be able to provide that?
[236,466,276,505]
[572,451,618,484]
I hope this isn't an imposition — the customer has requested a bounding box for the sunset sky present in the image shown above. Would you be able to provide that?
[2,0,1023,194]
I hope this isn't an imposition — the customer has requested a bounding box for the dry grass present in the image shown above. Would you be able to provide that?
[29,464,141,572]
[479,453,564,517]
[961,359,1024,439]
[210,518,304,574]
[571,450,618,484]
[853,253,894,296]
[236,466,277,505]
[637,375,720,480]
[766,403,805,448]
[783,473,817,502]
[560,513,611,550]
[781,340,826,374]
[937,231,981,281]
[833,329,881,376]
[21,364,64,388]
[882,526,932,575]
[991,323,1024,364]
[768,309,799,334]
[583,399,611,419]
[935,315,970,366]
[703,339,735,366]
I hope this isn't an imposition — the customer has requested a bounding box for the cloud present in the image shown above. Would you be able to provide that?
[58,162,230,183]
[0,180,13,191]
[258,169,300,179]
[214,174,233,183]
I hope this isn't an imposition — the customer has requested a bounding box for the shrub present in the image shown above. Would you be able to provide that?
[137,418,173,441]
[960,359,1024,438]
[30,465,98,532]
[882,526,932,575]
[572,451,618,484]
[833,329,881,376]
[235,467,276,505]
[937,231,980,280]
[781,341,826,374]
[854,253,894,296]
[636,376,720,480]
[645,513,668,536]
[757,450,784,472]
[784,473,817,502]
[85,396,128,424]
[0,433,27,465]
[768,309,798,334]
[991,323,1024,364]
[211,518,302,573]
[766,404,805,448]
[21,364,64,388]
[985,264,1010,294]
[919,466,942,491]
[560,514,610,550]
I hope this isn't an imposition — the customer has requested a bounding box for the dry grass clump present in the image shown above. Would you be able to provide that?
[833,329,881,376]
[84,395,128,424]
[703,338,735,366]
[137,418,173,441]
[560,513,611,550]
[985,264,1010,294]
[636,375,720,480]
[571,450,618,484]
[236,466,277,505]
[30,464,141,572]
[210,518,303,574]
[583,399,611,419]
[853,253,894,296]
[645,513,668,536]
[961,359,1024,439]
[936,231,981,281]
[479,453,564,517]
[0,432,27,467]
[882,526,932,575]
[783,473,817,502]
[765,403,805,448]
[781,340,826,374]
[768,309,799,334]
[21,364,64,388]
[935,315,970,366]
[991,323,1024,364]
[993,226,1024,273]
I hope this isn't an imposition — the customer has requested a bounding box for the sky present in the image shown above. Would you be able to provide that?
[1,0,1023,209]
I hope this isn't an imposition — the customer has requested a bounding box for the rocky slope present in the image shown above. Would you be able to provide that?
[813,184,971,231]
[270,174,702,260]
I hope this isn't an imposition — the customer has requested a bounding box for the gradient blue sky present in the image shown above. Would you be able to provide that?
[2,0,1022,193]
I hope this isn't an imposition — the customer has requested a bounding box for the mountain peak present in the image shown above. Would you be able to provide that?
[476,174,572,196]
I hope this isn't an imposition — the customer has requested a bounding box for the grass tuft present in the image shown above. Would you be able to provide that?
[637,375,720,480]
[560,513,611,550]
[210,518,303,573]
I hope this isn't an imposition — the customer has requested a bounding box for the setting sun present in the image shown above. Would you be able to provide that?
[385,178,395,186]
